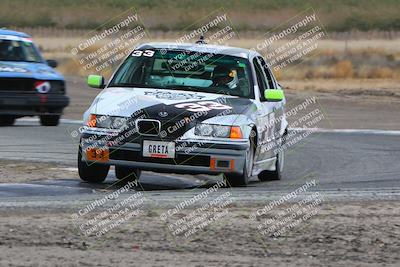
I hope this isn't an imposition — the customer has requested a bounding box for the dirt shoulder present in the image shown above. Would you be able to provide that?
[0,159,76,183]
[0,200,399,266]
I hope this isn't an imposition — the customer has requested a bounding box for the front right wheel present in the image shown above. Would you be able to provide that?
[78,147,110,183]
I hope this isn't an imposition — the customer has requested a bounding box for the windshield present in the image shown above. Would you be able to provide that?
[109,49,253,98]
[0,39,43,63]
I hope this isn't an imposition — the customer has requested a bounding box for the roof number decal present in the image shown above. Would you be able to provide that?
[132,50,155,57]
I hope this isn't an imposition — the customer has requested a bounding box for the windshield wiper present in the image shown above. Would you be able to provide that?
[108,83,154,88]
[164,85,203,92]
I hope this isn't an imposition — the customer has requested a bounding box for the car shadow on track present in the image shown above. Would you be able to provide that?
[0,172,275,198]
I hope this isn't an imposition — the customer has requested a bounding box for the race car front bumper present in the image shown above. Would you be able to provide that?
[80,138,250,175]
[0,93,70,116]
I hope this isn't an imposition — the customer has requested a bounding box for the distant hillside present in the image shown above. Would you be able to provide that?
[1,0,400,31]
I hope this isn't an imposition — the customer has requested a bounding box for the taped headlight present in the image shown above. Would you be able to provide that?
[96,115,112,128]
[88,114,127,129]
[111,117,127,129]
[213,125,231,137]
[195,123,213,136]
[195,124,231,138]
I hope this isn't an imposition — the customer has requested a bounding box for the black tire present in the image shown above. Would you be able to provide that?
[115,166,141,182]
[40,115,60,126]
[0,116,15,126]
[78,147,109,183]
[225,135,255,187]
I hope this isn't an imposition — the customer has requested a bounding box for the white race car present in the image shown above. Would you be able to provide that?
[78,42,287,187]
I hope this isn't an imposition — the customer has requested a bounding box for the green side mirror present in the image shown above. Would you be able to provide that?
[87,75,105,89]
[264,89,284,102]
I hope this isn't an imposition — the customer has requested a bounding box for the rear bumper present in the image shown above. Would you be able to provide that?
[80,139,249,175]
[0,93,69,116]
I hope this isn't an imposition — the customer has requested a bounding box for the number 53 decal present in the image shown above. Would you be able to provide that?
[175,101,232,112]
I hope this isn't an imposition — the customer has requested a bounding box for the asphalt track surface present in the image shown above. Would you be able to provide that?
[0,120,400,206]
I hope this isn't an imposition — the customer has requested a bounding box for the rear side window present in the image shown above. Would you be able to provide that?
[253,58,267,100]
[258,57,276,89]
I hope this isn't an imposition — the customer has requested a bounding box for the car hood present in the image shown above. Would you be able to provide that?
[88,87,254,121]
[0,61,64,80]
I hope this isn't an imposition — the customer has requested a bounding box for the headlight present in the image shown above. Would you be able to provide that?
[112,117,128,129]
[96,115,112,128]
[87,114,127,129]
[195,124,214,136]
[195,124,239,138]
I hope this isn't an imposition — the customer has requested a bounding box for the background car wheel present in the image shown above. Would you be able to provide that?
[115,166,141,182]
[225,135,255,187]
[78,147,109,183]
[40,115,60,126]
[0,116,15,126]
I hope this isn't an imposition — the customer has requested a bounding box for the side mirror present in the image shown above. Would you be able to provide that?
[47,59,58,68]
[264,89,284,102]
[87,75,105,89]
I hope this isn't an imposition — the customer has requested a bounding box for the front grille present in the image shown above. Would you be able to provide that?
[136,119,160,136]
[49,80,65,93]
[0,78,65,93]
[0,78,34,92]
[127,116,191,142]
[109,149,210,167]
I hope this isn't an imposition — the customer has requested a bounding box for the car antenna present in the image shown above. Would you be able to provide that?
[196,35,207,44]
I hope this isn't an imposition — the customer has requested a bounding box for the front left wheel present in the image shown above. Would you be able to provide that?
[78,147,110,183]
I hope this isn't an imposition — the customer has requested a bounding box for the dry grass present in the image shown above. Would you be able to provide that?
[370,67,394,79]
[332,60,354,78]
[38,35,400,81]
[282,78,400,99]
[2,0,400,31]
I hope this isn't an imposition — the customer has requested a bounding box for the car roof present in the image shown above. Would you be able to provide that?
[0,29,31,38]
[138,42,260,59]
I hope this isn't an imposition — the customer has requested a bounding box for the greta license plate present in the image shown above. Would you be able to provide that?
[143,140,175,158]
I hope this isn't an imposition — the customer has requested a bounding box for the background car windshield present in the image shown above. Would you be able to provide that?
[0,39,42,62]
[109,49,253,98]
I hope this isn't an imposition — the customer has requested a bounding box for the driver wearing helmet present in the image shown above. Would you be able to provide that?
[210,65,238,89]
